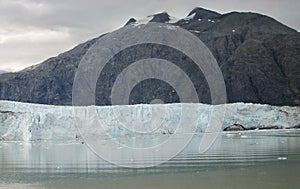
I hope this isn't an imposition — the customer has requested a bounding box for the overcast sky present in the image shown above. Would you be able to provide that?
[0,0,299,72]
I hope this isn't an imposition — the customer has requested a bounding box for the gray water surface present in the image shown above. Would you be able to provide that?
[1,130,300,189]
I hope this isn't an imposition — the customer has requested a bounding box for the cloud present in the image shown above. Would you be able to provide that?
[0,28,73,72]
[0,0,299,72]
[0,27,70,44]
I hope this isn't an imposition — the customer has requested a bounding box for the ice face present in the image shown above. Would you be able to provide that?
[0,102,78,141]
[0,101,299,141]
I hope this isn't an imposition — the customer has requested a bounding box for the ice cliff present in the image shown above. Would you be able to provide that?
[0,101,299,141]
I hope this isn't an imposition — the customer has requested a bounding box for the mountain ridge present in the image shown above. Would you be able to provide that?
[0,7,299,106]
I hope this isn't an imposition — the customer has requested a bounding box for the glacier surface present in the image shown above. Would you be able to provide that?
[0,101,299,141]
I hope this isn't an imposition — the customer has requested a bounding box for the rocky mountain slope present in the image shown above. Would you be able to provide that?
[0,7,299,106]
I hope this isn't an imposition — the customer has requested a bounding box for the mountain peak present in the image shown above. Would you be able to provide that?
[125,18,137,25]
[149,12,170,23]
[125,12,179,26]
[188,7,221,19]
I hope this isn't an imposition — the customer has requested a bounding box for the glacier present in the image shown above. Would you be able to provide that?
[0,100,299,141]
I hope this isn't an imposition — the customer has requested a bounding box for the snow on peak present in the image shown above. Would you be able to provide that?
[125,8,222,27]
[188,7,221,19]
[133,15,154,26]
[183,12,196,20]
[126,12,180,26]
[168,16,180,24]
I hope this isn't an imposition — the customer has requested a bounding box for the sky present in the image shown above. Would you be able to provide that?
[0,0,299,72]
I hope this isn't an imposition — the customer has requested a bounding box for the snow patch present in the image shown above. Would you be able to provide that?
[132,15,154,26]
[168,16,180,24]
[207,19,215,23]
[190,30,201,33]
[183,13,196,20]
[131,15,179,25]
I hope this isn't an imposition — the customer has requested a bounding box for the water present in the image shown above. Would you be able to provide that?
[1,129,300,189]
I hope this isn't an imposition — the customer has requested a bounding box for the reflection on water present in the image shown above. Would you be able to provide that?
[1,130,300,189]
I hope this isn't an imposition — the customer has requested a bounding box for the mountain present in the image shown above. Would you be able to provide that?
[0,8,299,106]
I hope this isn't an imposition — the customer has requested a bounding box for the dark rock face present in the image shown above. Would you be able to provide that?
[0,37,99,105]
[257,126,283,130]
[223,124,299,131]
[125,18,137,25]
[0,7,299,106]
[150,12,170,23]
[224,124,247,131]
[188,7,221,19]
[95,43,210,105]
